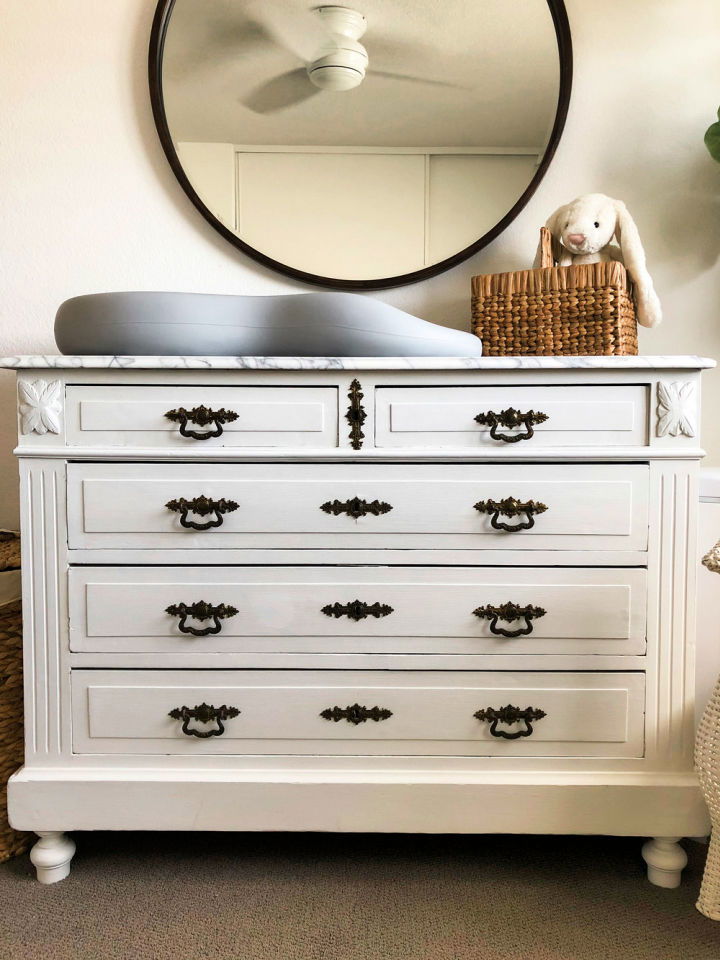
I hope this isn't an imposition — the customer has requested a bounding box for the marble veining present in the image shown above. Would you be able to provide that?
[0,355,714,371]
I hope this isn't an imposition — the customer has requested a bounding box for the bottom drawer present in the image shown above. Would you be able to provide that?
[72,670,645,758]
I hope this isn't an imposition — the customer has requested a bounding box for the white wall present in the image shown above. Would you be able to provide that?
[1,0,720,529]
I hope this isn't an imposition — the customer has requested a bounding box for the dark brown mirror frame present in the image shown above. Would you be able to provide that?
[149,0,572,291]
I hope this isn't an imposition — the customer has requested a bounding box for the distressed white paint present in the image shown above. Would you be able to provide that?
[68,565,647,656]
[65,461,649,552]
[71,669,645,759]
[376,383,648,448]
[3,361,710,889]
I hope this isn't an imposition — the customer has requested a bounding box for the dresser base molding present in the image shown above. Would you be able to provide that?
[9,769,709,838]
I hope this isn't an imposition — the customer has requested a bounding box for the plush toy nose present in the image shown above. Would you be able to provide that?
[567,233,586,246]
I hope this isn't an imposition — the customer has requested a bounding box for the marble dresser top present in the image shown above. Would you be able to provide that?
[0,355,715,370]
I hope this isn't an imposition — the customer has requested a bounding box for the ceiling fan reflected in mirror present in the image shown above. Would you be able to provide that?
[243,4,464,114]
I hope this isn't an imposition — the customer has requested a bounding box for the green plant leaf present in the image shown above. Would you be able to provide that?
[705,107,720,163]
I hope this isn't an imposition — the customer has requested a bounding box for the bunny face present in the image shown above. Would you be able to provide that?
[552,194,617,256]
[545,193,662,328]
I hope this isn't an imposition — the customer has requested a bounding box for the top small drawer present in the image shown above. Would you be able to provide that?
[375,385,648,448]
[65,385,339,448]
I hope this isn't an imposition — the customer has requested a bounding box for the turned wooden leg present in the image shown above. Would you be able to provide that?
[641,837,688,888]
[29,832,76,884]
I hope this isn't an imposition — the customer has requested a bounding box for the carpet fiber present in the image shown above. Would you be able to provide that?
[0,833,718,959]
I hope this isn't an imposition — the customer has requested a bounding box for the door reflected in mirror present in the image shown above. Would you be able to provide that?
[154,0,571,286]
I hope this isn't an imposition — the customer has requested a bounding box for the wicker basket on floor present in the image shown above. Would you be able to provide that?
[696,679,720,919]
[0,532,29,862]
[471,227,638,356]
[697,540,720,918]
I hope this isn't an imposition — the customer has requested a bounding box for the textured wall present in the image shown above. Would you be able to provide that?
[1,0,720,528]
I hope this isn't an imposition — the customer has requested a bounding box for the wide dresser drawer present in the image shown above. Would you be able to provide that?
[67,462,649,551]
[375,385,648,448]
[65,385,339,448]
[69,566,647,656]
[71,670,645,758]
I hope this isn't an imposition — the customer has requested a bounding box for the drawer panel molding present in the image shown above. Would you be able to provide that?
[71,670,646,758]
[376,385,648,449]
[66,462,649,552]
[65,385,339,449]
[69,566,647,656]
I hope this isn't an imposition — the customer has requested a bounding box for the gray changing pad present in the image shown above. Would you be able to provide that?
[54,291,483,358]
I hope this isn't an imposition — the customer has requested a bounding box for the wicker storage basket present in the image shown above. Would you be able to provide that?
[471,227,638,356]
[695,671,720,919]
[697,540,720,918]
[0,532,29,862]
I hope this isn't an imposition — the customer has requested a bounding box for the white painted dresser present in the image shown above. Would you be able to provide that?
[1,354,713,886]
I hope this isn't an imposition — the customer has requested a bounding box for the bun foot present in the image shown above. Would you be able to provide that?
[30,831,76,884]
[641,837,687,888]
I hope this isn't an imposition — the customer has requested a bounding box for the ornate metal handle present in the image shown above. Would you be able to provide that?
[320,497,393,519]
[321,600,394,621]
[165,405,238,440]
[165,494,239,530]
[346,379,366,450]
[473,496,548,532]
[474,408,548,443]
[320,703,393,725]
[166,601,239,637]
[168,702,240,738]
[473,602,547,638]
[473,704,547,739]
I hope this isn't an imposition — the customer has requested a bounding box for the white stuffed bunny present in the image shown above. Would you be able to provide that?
[541,193,662,328]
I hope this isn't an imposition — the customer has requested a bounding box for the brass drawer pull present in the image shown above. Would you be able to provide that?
[166,601,239,637]
[321,600,394,621]
[165,404,238,440]
[474,407,548,443]
[165,494,239,530]
[474,704,547,739]
[168,702,240,738]
[474,496,548,532]
[321,703,393,725]
[320,497,393,519]
[473,602,547,638]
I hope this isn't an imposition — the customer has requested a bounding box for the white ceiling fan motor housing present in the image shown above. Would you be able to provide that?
[307,6,368,92]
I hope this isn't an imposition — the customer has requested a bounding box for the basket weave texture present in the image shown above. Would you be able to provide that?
[695,673,720,919]
[697,541,720,918]
[471,227,638,356]
[0,532,29,862]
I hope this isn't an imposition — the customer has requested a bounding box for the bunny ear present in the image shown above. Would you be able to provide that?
[613,200,662,328]
[544,204,566,265]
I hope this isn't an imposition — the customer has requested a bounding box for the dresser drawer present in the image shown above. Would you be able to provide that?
[71,670,645,758]
[66,462,649,552]
[69,566,647,656]
[375,385,648,448]
[65,385,339,448]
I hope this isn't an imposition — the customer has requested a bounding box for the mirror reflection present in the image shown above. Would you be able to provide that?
[161,0,562,282]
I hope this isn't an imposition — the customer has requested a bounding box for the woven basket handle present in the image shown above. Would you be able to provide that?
[538,226,554,268]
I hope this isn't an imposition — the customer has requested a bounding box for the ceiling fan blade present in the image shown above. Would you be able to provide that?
[241,68,320,114]
[246,2,327,62]
[370,70,468,90]
[171,19,275,77]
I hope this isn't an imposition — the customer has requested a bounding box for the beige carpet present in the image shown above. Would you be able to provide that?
[0,833,718,960]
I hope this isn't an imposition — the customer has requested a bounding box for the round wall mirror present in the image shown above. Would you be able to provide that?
[150,0,572,289]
